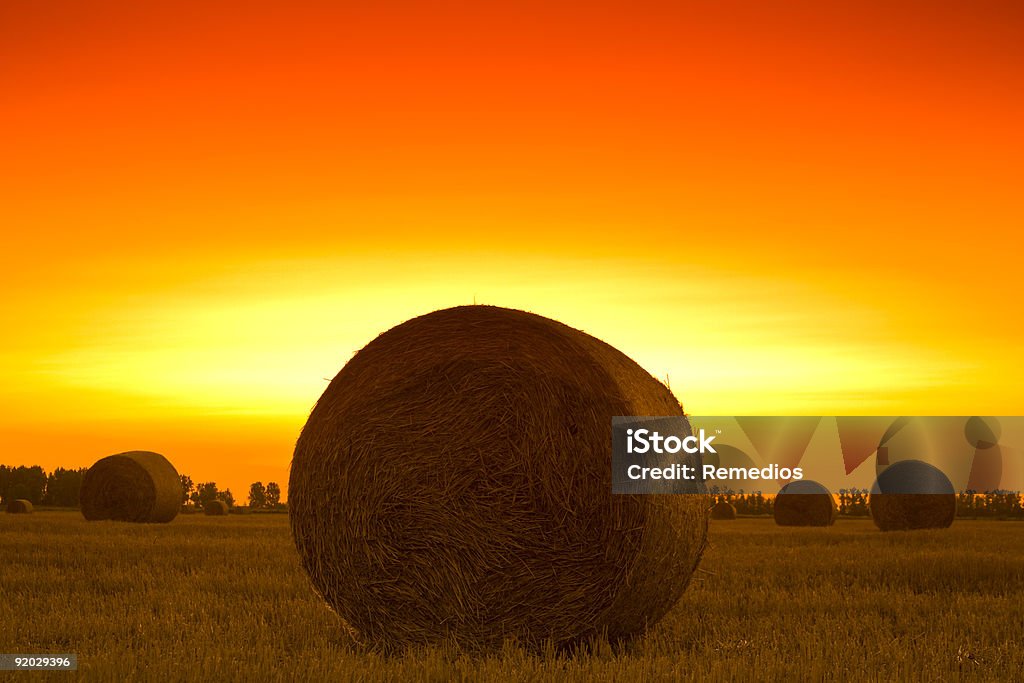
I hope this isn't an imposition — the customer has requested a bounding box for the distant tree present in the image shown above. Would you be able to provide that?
[43,467,87,507]
[975,491,1024,519]
[956,492,969,517]
[217,489,235,508]
[197,482,220,510]
[248,482,266,509]
[0,465,9,504]
[4,465,47,505]
[755,492,769,515]
[839,488,869,517]
[265,482,281,508]
[732,492,769,516]
[180,475,195,506]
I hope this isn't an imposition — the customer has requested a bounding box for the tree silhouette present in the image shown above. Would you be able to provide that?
[0,465,46,505]
[249,482,266,509]
[180,475,195,506]
[266,482,281,508]
[217,489,235,508]
[197,482,220,510]
[42,468,87,507]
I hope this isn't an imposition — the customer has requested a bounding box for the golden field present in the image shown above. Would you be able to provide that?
[2,513,1021,681]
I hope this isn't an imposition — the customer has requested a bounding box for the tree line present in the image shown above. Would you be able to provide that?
[7,463,1020,517]
[0,465,87,508]
[712,488,1024,519]
[178,475,236,510]
[956,491,1024,519]
[0,464,285,511]
[178,477,285,511]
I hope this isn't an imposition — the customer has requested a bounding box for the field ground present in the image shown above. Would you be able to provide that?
[2,513,1021,681]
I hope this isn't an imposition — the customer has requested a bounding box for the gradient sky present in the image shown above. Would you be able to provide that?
[2,1,1022,499]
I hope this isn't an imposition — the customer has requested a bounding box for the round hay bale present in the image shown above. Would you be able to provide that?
[6,499,33,514]
[289,305,709,651]
[710,500,737,520]
[870,459,955,531]
[773,480,837,527]
[80,451,180,523]
[204,500,229,516]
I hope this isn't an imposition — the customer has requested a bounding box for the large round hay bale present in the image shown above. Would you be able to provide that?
[204,500,229,516]
[773,480,837,527]
[870,459,955,531]
[710,500,737,520]
[6,499,33,514]
[80,451,180,523]
[290,305,709,650]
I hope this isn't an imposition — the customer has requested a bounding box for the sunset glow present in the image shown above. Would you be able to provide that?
[2,1,1022,498]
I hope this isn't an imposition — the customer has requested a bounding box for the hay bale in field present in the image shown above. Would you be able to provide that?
[289,305,709,651]
[6,499,33,514]
[80,451,181,523]
[204,500,229,516]
[870,459,956,531]
[773,480,837,527]
[710,500,737,520]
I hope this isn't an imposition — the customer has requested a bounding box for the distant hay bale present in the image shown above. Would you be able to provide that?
[80,451,180,523]
[870,460,956,531]
[710,501,737,520]
[289,305,710,651]
[204,500,229,516]
[6,499,33,514]
[773,480,837,527]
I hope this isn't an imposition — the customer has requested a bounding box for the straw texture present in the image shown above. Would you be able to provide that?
[710,501,737,520]
[290,305,709,650]
[6,499,33,514]
[773,480,837,527]
[870,460,956,531]
[204,500,229,516]
[80,451,181,523]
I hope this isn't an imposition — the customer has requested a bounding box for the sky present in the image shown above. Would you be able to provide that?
[1,1,1022,500]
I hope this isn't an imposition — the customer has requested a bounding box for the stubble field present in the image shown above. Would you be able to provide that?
[2,513,1021,681]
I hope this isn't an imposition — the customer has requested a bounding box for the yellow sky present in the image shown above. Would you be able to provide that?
[2,243,1021,498]
[3,252,998,412]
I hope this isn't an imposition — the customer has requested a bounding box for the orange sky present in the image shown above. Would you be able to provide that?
[2,1,1022,500]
